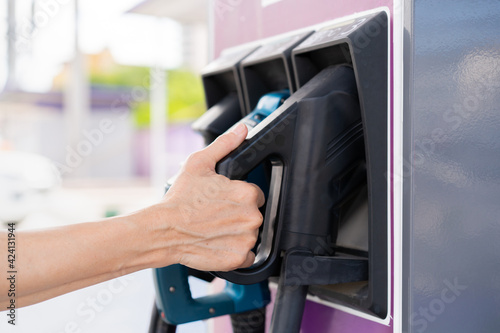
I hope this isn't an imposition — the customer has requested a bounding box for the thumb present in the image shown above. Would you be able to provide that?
[201,123,248,166]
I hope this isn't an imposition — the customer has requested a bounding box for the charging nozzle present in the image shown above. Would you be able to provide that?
[214,65,366,285]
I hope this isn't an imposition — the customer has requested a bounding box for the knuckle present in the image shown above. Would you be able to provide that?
[242,235,255,249]
[238,252,250,265]
[239,232,258,252]
[247,236,258,250]
[185,152,205,170]
[239,182,261,202]
[185,152,199,165]
[228,181,250,201]
[246,185,260,201]
[215,134,232,148]
[247,210,263,227]
[256,212,264,227]
[227,253,245,270]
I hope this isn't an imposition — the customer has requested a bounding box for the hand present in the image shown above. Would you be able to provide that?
[149,123,265,271]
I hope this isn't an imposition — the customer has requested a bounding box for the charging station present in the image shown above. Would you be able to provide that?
[240,31,312,113]
[192,46,258,144]
[151,1,500,332]
[290,10,389,319]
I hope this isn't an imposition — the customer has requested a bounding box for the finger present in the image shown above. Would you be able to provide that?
[201,123,248,167]
[231,180,266,207]
[248,183,266,207]
[239,251,256,268]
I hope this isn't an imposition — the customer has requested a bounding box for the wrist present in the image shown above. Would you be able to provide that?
[124,203,182,270]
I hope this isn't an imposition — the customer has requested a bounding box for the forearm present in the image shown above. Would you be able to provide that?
[10,268,138,308]
[0,208,172,308]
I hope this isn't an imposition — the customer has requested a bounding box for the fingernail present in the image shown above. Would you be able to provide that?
[231,123,246,136]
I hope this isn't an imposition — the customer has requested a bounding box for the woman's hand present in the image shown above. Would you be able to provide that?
[141,123,265,271]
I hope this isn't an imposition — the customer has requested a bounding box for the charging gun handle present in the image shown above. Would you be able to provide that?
[214,107,297,285]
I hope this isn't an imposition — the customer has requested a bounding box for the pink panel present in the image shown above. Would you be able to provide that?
[214,0,392,56]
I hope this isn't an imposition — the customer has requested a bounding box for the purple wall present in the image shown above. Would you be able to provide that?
[133,123,204,178]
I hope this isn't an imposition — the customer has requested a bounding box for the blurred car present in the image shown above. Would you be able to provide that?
[0,151,61,225]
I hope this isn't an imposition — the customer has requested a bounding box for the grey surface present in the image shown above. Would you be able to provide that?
[404,1,500,332]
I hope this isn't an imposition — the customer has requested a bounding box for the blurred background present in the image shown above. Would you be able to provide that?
[0,0,211,332]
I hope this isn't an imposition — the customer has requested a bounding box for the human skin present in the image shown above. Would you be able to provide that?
[0,123,264,308]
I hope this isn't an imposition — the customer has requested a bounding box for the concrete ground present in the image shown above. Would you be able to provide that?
[0,183,209,333]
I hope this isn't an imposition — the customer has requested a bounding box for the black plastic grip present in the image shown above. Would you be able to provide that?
[213,65,364,285]
[214,111,297,284]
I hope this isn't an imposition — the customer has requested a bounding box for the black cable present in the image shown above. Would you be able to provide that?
[269,276,308,333]
[231,307,267,333]
[148,302,177,333]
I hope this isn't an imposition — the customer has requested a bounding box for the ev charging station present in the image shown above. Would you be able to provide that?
[151,1,500,332]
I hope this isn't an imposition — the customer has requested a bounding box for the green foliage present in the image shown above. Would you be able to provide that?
[166,69,206,123]
[89,65,206,128]
[90,66,150,87]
